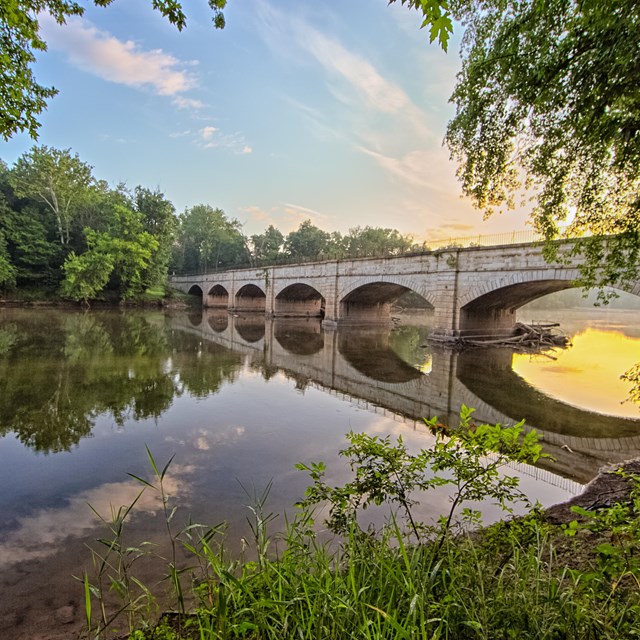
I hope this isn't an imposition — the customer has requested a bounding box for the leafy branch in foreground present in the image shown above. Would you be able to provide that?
[0,0,227,140]
[446,0,640,293]
[296,405,545,543]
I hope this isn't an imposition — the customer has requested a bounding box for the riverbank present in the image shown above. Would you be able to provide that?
[0,285,195,309]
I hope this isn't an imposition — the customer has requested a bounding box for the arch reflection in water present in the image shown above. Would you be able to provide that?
[274,318,324,355]
[338,327,422,383]
[207,310,229,333]
[235,314,266,343]
[178,311,640,484]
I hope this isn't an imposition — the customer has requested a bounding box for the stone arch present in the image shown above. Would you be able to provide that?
[339,279,435,324]
[235,283,266,312]
[275,283,325,317]
[338,276,437,308]
[206,284,229,308]
[187,284,204,300]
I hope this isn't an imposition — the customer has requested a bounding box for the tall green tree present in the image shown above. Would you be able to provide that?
[174,204,248,273]
[62,204,159,302]
[250,225,284,264]
[0,230,16,289]
[9,145,95,246]
[134,186,177,286]
[284,220,331,261]
[0,158,63,286]
[0,0,228,140]
[446,0,640,293]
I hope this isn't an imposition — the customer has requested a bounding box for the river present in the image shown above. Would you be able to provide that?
[0,306,639,638]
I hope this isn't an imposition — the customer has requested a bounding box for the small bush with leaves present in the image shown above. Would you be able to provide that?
[296,405,545,544]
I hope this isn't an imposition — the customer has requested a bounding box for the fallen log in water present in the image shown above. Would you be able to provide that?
[436,322,571,352]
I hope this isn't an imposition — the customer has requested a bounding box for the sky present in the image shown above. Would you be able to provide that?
[0,0,532,242]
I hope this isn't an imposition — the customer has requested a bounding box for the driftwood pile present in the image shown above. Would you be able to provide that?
[458,322,571,351]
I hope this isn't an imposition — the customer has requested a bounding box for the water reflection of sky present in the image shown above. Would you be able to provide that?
[513,328,640,419]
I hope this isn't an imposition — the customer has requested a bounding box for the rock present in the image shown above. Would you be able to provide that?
[54,605,75,625]
[544,457,640,525]
[0,611,18,630]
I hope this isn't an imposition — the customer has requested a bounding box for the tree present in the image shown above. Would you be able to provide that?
[0,230,16,289]
[61,248,113,303]
[284,220,331,261]
[9,146,95,246]
[0,0,227,140]
[346,226,414,257]
[389,0,453,50]
[134,186,177,287]
[446,0,640,293]
[174,204,249,273]
[250,225,284,264]
[62,204,159,301]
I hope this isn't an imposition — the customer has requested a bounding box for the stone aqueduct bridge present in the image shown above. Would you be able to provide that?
[171,241,640,337]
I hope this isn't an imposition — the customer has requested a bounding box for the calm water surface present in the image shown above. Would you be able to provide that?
[1,307,639,638]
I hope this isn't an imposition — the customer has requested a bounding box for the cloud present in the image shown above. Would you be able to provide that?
[239,203,330,234]
[0,471,188,568]
[282,203,329,228]
[240,205,273,225]
[201,126,218,141]
[173,96,205,110]
[257,3,418,114]
[40,14,201,103]
[357,145,460,192]
[196,126,252,154]
[300,29,410,114]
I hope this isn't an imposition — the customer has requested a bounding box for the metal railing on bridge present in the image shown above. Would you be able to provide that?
[172,227,573,277]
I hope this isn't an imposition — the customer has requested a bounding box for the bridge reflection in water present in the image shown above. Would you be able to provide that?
[172,309,640,488]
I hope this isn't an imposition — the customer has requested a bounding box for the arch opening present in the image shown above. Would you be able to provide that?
[187,284,204,301]
[206,284,229,309]
[275,283,325,318]
[340,282,433,325]
[460,280,576,336]
[235,284,266,312]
